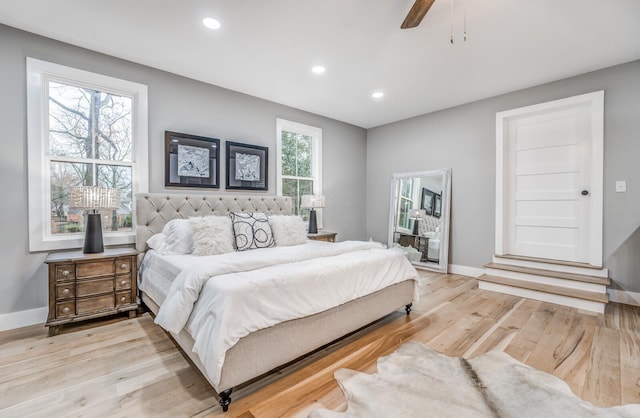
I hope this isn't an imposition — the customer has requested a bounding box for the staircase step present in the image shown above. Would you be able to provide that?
[495,254,601,269]
[492,255,608,278]
[484,262,610,286]
[478,274,609,304]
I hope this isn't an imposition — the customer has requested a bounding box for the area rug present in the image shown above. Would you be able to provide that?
[309,342,640,418]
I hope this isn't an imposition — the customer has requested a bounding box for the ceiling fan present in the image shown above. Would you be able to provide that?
[401,0,436,29]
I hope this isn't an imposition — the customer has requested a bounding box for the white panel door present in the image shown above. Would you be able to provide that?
[508,107,590,261]
[496,91,604,266]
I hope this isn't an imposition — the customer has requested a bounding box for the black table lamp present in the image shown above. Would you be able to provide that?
[301,194,326,234]
[409,208,425,235]
[69,186,121,253]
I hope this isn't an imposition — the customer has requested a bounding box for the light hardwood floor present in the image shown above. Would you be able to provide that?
[1,272,639,417]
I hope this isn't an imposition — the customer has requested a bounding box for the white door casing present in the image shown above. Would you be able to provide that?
[495,91,604,267]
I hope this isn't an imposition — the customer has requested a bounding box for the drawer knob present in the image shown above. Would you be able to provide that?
[62,270,70,276]
[62,288,70,295]
[62,307,70,314]
[120,296,126,303]
[120,280,127,286]
[120,263,127,270]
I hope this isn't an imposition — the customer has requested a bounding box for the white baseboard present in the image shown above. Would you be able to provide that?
[0,307,47,332]
[449,264,485,278]
[608,289,640,307]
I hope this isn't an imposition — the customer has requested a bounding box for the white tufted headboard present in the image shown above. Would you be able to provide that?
[418,214,440,235]
[135,193,292,253]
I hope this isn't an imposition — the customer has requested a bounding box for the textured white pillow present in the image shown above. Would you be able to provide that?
[189,216,235,256]
[146,233,167,252]
[161,219,193,255]
[269,215,308,246]
[230,212,275,251]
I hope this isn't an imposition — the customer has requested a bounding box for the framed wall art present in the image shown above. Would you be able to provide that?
[420,187,435,215]
[165,131,220,188]
[433,193,442,218]
[226,141,268,191]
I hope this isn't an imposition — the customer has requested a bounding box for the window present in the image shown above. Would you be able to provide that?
[27,58,148,251]
[397,178,415,231]
[276,119,322,218]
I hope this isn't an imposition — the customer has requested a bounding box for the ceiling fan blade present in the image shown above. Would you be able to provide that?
[401,0,437,29]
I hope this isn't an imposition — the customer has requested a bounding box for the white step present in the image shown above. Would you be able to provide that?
[492,255,608,278]
[478,280,606,314]
[484,263,608,294]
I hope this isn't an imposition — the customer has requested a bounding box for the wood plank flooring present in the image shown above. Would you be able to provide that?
[1,272,639,417]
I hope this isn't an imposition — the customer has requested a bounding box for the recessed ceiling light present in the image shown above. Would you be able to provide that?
[372,91,384,99]
[312,66,326,74]
[202,18,221,30]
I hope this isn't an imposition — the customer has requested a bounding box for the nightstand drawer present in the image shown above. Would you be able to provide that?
[76,277,114,298]
[56,301,75,318]
[116,258,132,274]
[116,291,132,306]
[55,264,75,281]
[77,260,114,279]
[115,275,132,290]
[77,294,115,315]
[55,284,75,300]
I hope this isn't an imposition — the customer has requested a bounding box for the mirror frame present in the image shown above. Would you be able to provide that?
[388,168,452,273]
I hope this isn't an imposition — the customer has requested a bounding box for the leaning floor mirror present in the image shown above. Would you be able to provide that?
[388,168,452,273]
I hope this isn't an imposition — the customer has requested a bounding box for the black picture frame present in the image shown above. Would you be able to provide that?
[226,141,268,191]
[421,187,435,215]
[165,131,220,188]
[433,193,442,218]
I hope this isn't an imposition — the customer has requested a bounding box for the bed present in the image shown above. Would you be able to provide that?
[135,193,418,411]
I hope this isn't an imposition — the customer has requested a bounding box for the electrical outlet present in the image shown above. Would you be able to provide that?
[616,181,627,193]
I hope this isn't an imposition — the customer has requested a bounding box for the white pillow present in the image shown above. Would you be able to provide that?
[269,215,308,246]
[161,219,193,255]
[146,233,167,252]
[189,216,235,256]
[230,212,275,251]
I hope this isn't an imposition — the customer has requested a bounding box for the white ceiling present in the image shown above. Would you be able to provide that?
[1,0,639,128]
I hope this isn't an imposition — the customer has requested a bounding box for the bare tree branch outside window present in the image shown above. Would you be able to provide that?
[48,82,133,234]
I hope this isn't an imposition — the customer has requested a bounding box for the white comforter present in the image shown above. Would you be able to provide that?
[153,240,419,387]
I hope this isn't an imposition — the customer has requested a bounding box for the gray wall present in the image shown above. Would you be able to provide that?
[366,59,640,294]
[0,24,367,317]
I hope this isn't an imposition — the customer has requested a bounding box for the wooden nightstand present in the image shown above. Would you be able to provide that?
[45,247,138,336]
[307,231,337,242]
[398,233,429,263]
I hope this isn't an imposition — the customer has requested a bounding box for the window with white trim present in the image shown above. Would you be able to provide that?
[397,178,415,232]
[276,119,322,219]
[27,58,148,251]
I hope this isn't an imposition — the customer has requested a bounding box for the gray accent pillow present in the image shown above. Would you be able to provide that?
[230,212,275,251]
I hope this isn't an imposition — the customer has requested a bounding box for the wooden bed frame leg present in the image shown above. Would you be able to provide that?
[405,303,412,315]
[219,388,233,412]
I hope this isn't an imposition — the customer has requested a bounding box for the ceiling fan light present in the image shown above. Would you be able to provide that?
[202,18,221,30]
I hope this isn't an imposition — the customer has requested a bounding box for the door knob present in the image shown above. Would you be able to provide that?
[581,190,589,196]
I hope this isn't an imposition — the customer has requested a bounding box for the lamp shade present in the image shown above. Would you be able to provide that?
[300,194,325,209]
[69,186,121,254]
[69,186,120,210]
[409,208,424,219]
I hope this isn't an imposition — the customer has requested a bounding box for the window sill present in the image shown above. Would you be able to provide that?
[29,233,134,253]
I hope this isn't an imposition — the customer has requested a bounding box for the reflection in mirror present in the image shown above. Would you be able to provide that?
[388,169,451,273]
